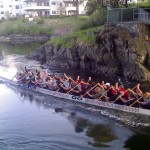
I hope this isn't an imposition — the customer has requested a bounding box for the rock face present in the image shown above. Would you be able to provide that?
[29,23,150,81]
[0,34,50,43]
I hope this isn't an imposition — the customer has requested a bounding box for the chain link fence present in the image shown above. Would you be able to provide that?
[107,8,150,24]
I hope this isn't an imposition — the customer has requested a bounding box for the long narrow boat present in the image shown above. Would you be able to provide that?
[1,76,150,125]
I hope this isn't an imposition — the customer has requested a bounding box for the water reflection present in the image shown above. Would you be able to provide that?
[1,43,149,149]
[0,51,3,60]
[8,85,119,148]
[67,115,118,148]
[124,134,150,150]
[0,42,44,55]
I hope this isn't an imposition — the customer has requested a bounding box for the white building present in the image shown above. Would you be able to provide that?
[0,0,12,19]
[64,0,87,15]
[23,0,51,17]
[0,0,25,19]
[10,0,25,17]
[23,0,87,17]
[0,0,87,19]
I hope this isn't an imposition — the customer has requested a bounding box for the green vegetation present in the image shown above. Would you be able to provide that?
[48,26,104,48]
[132,0,150,8]
[79,9,106,30]
[0,43,42,55]
[0,7,106,47]
[48,9,106,48]
[0,17,52,35]
[46,16,87,33]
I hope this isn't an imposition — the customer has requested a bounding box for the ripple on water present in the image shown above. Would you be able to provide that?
[0,134,103,150]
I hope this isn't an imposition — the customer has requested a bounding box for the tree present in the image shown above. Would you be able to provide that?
[85,0,131,15]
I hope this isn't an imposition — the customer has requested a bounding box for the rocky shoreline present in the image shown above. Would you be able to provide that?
[0,34,50,43]
[28,23,150,81]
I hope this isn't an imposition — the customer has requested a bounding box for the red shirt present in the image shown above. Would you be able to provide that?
[119,88,129,100]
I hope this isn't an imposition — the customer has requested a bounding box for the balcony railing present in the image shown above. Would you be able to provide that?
[24,6,50,10]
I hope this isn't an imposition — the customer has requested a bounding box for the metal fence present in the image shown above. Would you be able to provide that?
[107,8,150,24]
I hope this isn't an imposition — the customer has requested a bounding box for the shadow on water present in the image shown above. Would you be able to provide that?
[16,88,118,148]
[67,115,118,148]
[4,81,150,149]
[124,134,150,150]
[1,42,150,149]
[49,68,150,93]
[7,84,117,148]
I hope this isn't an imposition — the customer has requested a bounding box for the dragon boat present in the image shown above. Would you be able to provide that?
[1,75,150,125]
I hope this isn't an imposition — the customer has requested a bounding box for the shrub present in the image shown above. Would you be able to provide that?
[79,8,107,30]
[35,17,45,24]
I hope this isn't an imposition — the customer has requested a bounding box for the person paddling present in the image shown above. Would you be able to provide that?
[138,92,150,109]
[86,84,105,99]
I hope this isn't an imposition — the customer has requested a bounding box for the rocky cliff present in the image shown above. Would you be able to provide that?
[29,23,150,81]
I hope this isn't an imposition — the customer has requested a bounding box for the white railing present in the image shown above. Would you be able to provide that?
[24,6,50,10]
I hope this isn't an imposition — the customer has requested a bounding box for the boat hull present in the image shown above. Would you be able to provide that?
[1,76,150,126]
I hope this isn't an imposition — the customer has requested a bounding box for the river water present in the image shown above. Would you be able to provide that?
[0,43,150,150]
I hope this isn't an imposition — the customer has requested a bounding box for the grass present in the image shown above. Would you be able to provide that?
[0,17,53,35]
[0,15,104,47]
[45,16,89,36]
[46,13,105,48]
[47,25,104,48]
[0,16,87,36]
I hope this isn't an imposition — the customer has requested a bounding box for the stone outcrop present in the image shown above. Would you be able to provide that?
[28,23,150,81]
[0,34,50,43]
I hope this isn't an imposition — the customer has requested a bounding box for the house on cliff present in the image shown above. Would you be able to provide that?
[0,0,87,19]
[23,0,87,17]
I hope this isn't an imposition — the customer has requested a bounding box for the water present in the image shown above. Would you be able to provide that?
[0,83,134,150]
[0,43,150,150]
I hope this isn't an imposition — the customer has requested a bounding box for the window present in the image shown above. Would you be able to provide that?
[81,11,85,14]
[52,10,56,14]
[37,2,42,6]
[0,5,3,8]
[15,0,19,1]
[45,11,50,16]
[44,2,49,6]
[59,2,62,7]
[15,5,19,9]
[37,11,42,16]
[51,1,56,5]
[1,11,4,14]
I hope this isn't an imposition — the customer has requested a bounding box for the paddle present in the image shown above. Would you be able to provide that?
[53,78,70,95]
[113,93,124,103]
[83,83,99,97]
[127,84,138,91]
[98,86,111,101]
[63,82,81,96]
[10,75,16,82]
[128,93,148,107]
[113,84,138,103]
